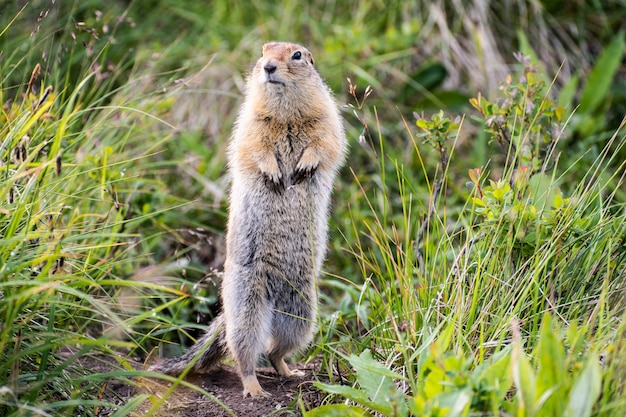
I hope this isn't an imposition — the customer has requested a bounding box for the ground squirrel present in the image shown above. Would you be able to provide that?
[151,42,347,397]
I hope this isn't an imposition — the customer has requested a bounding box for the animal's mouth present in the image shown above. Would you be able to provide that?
[266,74,285,86]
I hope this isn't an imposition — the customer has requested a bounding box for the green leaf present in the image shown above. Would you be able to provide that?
[435,318,457,353]
[417,119,429,130]
[433,387,472,417]
[535,314,566,416]
[314,381,400,416]
[473,344,513,399]
[408,395,426,416]
[528,174,559,214]
[349,349,407,381]
[349,350,409,416]
[424,363,447,398]
[512,340,536,417]
[557,74,579,110]
[553,193,564,209]
[554,106,565,123]
[422,90,472,110]
[492,183,511,201]
[579,32,625,115]
[567,355,602,417]
[314,381,375,405]
[412,62,448,90]
[305,404,372,417]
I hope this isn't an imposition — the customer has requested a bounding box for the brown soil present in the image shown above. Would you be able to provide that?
[89,355,327,417]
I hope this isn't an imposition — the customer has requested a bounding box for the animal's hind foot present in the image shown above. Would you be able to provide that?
[270,356,305,377]
[241,375,270,398]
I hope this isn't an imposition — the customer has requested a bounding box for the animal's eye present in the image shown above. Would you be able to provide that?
[292,51,302,60]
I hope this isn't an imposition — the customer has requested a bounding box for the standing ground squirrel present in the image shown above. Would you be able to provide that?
[151,42,348,397]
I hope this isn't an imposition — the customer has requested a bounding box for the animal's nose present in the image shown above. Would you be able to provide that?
[264,62,277,74]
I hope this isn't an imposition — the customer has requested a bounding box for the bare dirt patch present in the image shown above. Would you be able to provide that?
[86,354,327,417]
[137,364,324,417]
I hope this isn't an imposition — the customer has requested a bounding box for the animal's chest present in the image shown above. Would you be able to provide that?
[272,126,310,172]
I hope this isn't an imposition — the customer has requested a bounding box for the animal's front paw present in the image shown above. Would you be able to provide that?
[292,165,317,185]
[258,155,284,192]
[262,172,285,193]
[293,147,320,184]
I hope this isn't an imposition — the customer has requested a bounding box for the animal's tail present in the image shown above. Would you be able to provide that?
[150,313,228,375]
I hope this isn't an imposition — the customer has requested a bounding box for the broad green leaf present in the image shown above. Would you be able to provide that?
[472,197,486,207]
[314,381,376,406]
[314,381,399,416]
[348,349,407,381]
[553,193,564,209]
[417,119,429,130]
[567,355,602,417]
[528,174,559,214]
[512,340,536,417]
[435,317,457,353]
[305,404,372,417]
[535,314,566,416]
[408,395,426,416]
[424,363,447,398]
[492,183,511,201]
[554,106,565,123]
[422,90,472,110]
[579,32,625,115]
[473,344,513,399]
[349,350,408,416]
[433,387,472,417]
[557,74,579,110]
[411,62,448,90]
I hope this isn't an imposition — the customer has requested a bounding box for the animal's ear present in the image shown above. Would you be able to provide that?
[262,42,275,55]
[308,51,315,66]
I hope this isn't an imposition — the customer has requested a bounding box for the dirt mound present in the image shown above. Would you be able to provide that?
[92,357,326,417]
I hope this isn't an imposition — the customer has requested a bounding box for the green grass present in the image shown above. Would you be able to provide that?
[310,55,625,415]
[1,1,625,416]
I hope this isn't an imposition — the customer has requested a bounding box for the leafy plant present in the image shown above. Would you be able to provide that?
[469,53,565,175]
[313,315,608,417]
[313,50,625,416]
[509,315,603,417]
